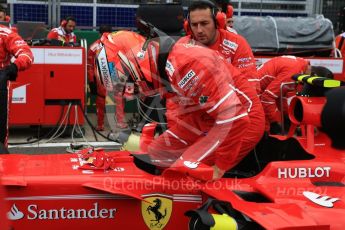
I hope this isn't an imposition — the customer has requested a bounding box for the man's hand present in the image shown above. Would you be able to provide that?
[5,63,18,81]
[212,165,226,180]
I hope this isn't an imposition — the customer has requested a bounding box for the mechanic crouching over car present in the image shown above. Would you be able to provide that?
[0,24,34,147]
[94,30,266,180]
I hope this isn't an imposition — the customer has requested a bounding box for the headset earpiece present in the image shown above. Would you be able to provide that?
[183,19,192,35]
[226,5,234,18]
[61,19,67,27]
[215,12,226,29]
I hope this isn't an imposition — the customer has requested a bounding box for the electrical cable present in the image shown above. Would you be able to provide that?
[66,105,93,153]
[8,104,67,145]
[72,105,91,146]
[9,93,166,146]
[44,103,72,143]
[71,105,78,145]
[138,97,167,110]
[77,103,121,142]
[136,98,167,125]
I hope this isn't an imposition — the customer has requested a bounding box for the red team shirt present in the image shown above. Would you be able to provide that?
[179,28,258,86]
[173,29,265,162]
[0,25,33,70]
[148,43,252,171]
[257,56,309,127]
[47,26,77,43]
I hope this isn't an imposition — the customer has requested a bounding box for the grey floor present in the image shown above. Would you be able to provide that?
[7,113,122,154]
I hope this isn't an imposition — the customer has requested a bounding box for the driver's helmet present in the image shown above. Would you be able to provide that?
[95,30,161,97]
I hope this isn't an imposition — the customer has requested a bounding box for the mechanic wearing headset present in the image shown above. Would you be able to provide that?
[97,30,254,179]
[214,0,235,30]
[181,0,256,83]
[177,0,265,161]
[226,8,234,28]
[47,16,77,44]
[0,25,34,147]
[0,6,10,22]
[87,25,128,131]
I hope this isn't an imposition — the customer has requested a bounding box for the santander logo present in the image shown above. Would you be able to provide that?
[7,204,24,220]
[7,202,117,220]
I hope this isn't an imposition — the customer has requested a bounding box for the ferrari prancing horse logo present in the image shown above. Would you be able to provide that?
[142,196,172,230]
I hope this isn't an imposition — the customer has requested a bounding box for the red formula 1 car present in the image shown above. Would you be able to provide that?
[0,76,345,230]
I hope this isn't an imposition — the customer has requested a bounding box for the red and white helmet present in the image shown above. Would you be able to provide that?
[95,30,164,97]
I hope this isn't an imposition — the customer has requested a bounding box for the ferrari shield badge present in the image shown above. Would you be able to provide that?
[142,195,172,230]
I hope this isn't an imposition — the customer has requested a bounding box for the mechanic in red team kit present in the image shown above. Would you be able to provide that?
[177,0,264,161]
[0,25,33,147]
[47,16,77,44]
[180,0,257,83]
[335,31,345,58]
[0,6,10,22]
[96,30,257,179]
[149,43,254,179]
[257,56,311,132]
[257,56,335,133]
[87,25,128,131]
[214,0,236,30]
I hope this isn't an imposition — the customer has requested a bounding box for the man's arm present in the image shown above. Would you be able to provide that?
[47,29,58,40]
[260,71,295,124]
[6,32,33,71]
[171,54,249,172]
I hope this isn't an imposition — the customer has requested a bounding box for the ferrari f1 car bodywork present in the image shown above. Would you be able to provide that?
[0,79,345,230]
